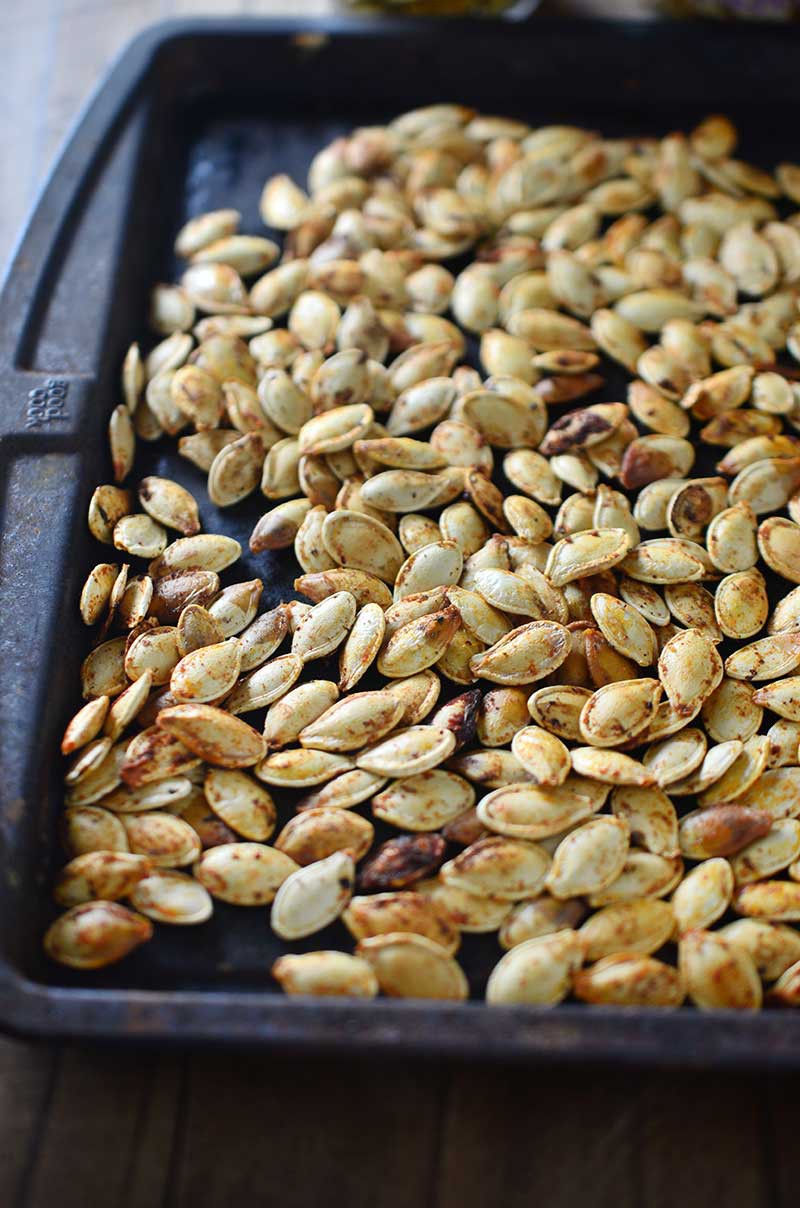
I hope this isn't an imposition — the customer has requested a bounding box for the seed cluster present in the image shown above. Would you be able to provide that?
[48,105,800,1008]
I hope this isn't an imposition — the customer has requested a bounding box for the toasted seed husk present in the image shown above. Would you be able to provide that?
[343,891,459,954]
[299,691,404,752]
[643,728,707,788]
[712,570,767,641]
[589,851,684,906]
[65,739,129,806]
[394,541,463,603]
[117,727,199,791]
[176,603,225,658]
[759,516,800,583]
[470,620,570,686]
[769,583,800,635]
[124,626,181,687]
[272,951,378,998]
[416,873,511,932]
[128,870,213,925]
[610,785,679,857]
[579,679,662,749]
[696,734,770,806]
[475,687,529,748]
[79,563,119,626]
[486,930,584,1006]
[545,817,630,898]
[101,671,153,744]
[256,726,357,779]
[720,918,800,981]
[527,684,592,741]
[294,568,393,609]
[372,770,474,832]
[80,637,128,700]
[294,768,385,815]
[667,582,721,643]
[53,851,152,907]
[672,857,734,935]
[667,739,743,798]
[223,653,304,714]
[321,510,403,583]
[701,678,763,743]
[766,718,800,766]
[725,630,800,682]
[203,768,276,842]
[378,605,462,679]
[579,899,675,962]
[291,591,357,662]
[730,819,800,885]
[148,571,220,624]
[509,726,571,787]
[64,737,114,787]
[260,679,339,750]
[325,605,378,694]
[275,808,373,866]
[441,835,551,901]
[622,537,706,585]
[149,534,241,579]
[353,820,442,889]
[618,577,670,628]
[356,725,456,777]
[476,772,603,836]
[657,627,723,717]
[679,804,772,860]
[138,476,200,537]
[44,902,153,969]
[208,434,265,507]
[157,704,266,767]
[734,879,800,921]
[377,672,439,730]
[679,929,762,1010]
[570,747,655,787]
[575,953,685,1007]
[62,697,110,756]
[96,775,194,814]
[194,842,298,904]
[251,500,312,554]
[113,513,168,559]
[753,676,800,721]
[398,514,444,555]
[122,812,202,868]
[499,894,587,950]
[270,850,355,939]
[589,593,657,668]
[357,932,468,1001]
[545,529,631,587]
[115,576,153,630]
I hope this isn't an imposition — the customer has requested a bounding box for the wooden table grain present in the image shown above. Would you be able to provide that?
[0,4,790,1206]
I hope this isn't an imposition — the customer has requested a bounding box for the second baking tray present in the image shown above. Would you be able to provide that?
[3,15,800,1061]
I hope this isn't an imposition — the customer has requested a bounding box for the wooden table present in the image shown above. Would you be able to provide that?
[1,4,794,1205]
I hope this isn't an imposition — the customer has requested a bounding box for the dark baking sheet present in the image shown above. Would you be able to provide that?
[4,15,800,1061]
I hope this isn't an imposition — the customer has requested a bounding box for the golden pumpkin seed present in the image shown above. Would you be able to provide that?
[579,679,661,748]
[486,930,584,1005]
[122,812,201,868]
[679,929,762,1010]
[194,842,298,904]
[357,932,468,1000]
[272,951,378,998]
[731,818,800,885]
[44,902,152,969]
[701,678,762,744]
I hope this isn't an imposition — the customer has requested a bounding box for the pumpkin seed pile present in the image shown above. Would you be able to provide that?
[49,105,800,1010]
